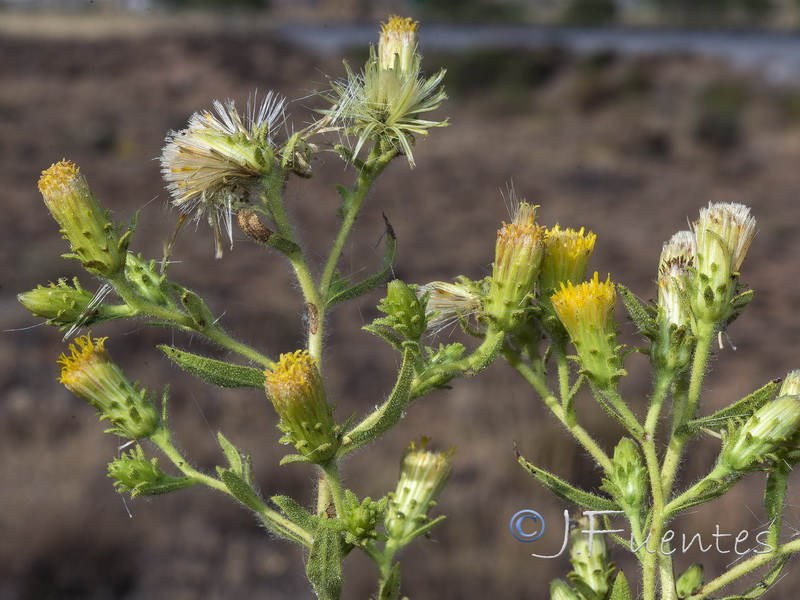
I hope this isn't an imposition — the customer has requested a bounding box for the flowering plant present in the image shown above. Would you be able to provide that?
[18,15,800,600]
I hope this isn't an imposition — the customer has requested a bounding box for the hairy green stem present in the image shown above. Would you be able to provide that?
[502,345,613,473]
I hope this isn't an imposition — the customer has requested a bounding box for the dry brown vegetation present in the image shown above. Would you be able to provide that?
[4,13,800,599]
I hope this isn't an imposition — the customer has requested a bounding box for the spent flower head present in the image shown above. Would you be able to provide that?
[264,350,339,463]
[484,202,545,332]
[690,202,756,325]
[385,438,453,543]
[325,15,447,167]
[38,160,127,277]
[417,277,485,335]
[652,230,696,370]
[58,335,160,439]
[550,273,623,386]
[161,93,287,258]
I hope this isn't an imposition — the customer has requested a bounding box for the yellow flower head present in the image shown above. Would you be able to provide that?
[264,350,339,463]
[539,224,596,295]
[551,273,622,385]
[59,335,159,439]
[485,202,545,332]
[39,160,125,277]
[379,16,419,76]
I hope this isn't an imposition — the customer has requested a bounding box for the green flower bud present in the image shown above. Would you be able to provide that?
[550,579,580,600]
[602,437,647,511]
[264,350,340,463]
[58,335,161,439]
[108,444,195,497]
[124,254,172,307]
[690,202,756,326]
[720,395,800,472]
[484,202,545,332]
[376,280,428,340]
[18,278,128,329]
[569,513,615,600]
[676,563,704,599]
[39,160,126,277]
[385,438,453,543]
[550,273,624,386]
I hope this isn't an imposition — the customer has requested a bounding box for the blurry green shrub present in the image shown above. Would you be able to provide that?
[563,0,617,25]
[436,47,567,109]
[415,0,525,21]
[693,80,748,151]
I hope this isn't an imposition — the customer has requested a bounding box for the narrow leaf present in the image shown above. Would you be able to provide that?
[306,526,344,600]
[327,215,397,307]
[218,468,264,513]
[158,345,265,388]
[217,432,244,475]
[678,379,781,437]
[609,572,632,600]
[271,495,319,533]
[518,455,620,512]
[617,284,655,337]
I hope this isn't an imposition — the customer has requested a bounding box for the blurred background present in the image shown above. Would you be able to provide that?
[4,0,800,598]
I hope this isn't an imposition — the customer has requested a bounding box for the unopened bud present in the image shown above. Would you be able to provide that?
[39,161,126,277]
[676,563,704,598]
[720,395,800,472]
[485,202,545,332]
[385,438,453,542]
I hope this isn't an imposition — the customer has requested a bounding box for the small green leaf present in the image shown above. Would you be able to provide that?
[717,556,789,599]
[158,345,265,388]
[617,284,655,337]
[271,495,319,533]
[176,287,216,330]
[218,468,264,513]
[327,216,397,307]
[378,563,402,600]
[517,455,620,511]
[306,526,344,600]
[678,379,781,437]
[609,571,632,600]
[217,432,244,474]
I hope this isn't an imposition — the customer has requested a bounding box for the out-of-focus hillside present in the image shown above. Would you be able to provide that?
[3,12,800,600]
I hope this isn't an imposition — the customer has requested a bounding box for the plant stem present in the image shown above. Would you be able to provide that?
[687,538,800,599]
[110,275,275,367]
[502,346,613,473]
[309,146,397,362]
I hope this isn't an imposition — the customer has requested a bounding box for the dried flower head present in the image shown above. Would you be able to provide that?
[690,202,756,324]
[385,438,453,542]
[325,15,447,167]
[161,93,286,257]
